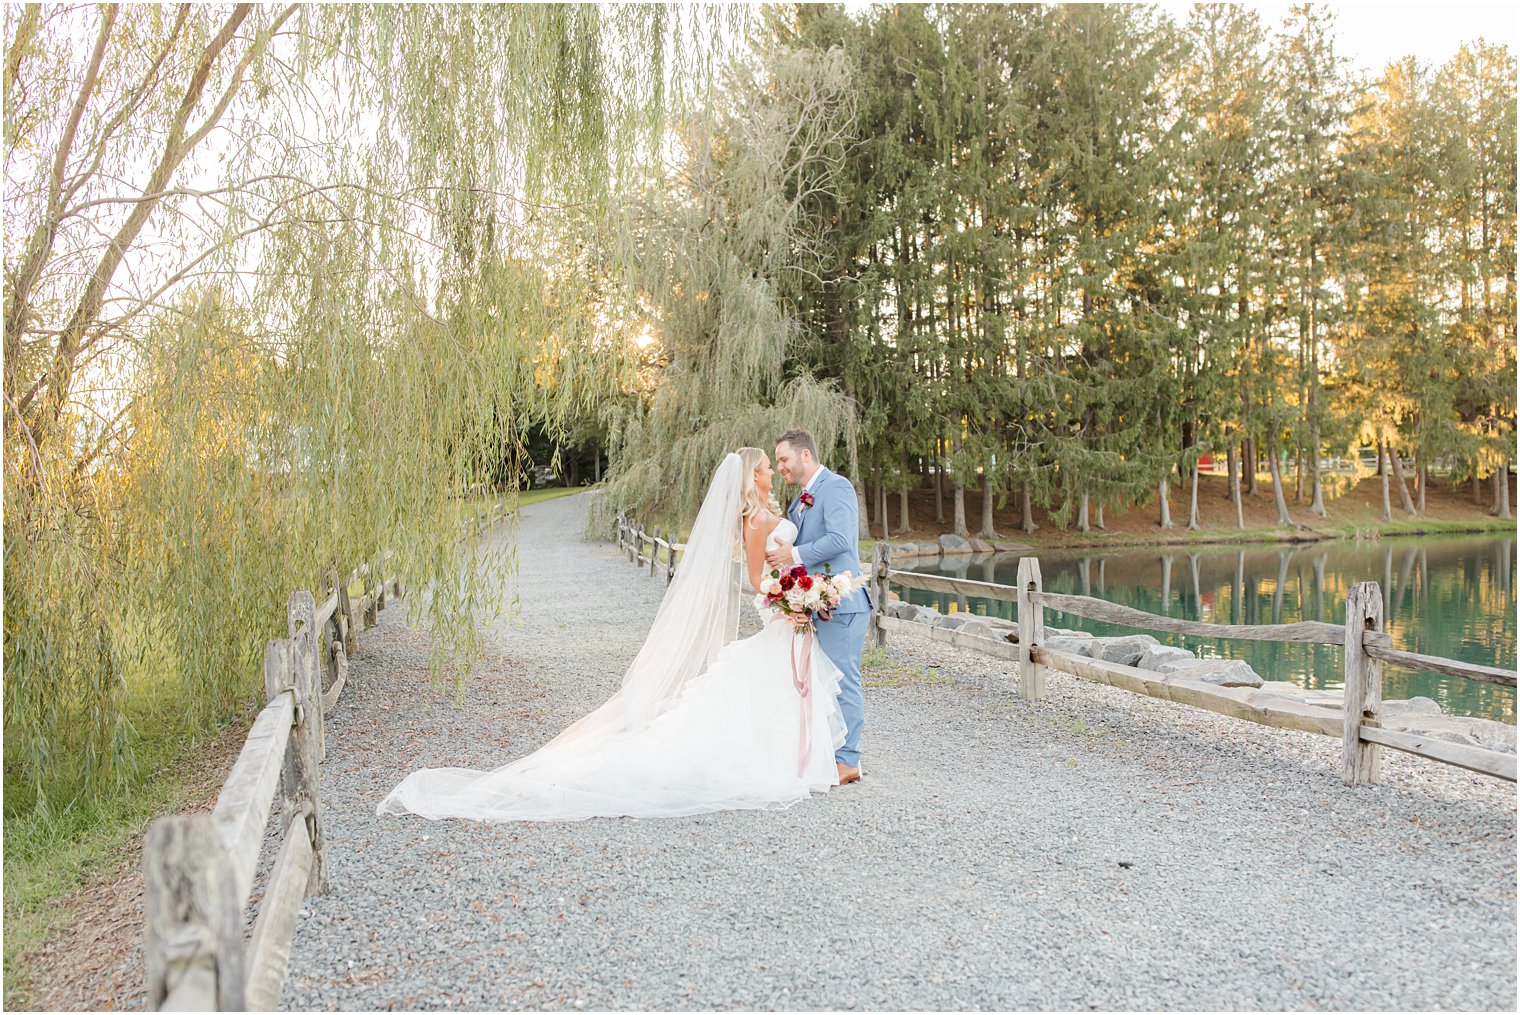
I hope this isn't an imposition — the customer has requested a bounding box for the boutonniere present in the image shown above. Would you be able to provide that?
[799,492,815,509]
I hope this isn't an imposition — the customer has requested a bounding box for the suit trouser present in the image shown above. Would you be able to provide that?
[815,610,867,766]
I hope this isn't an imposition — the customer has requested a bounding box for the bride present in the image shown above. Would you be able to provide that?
[377,448,850,822]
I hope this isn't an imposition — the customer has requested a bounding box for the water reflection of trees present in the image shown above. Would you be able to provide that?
[903,536,1517,722]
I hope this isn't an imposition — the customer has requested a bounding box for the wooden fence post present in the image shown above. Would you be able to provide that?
[287,591,325,762]
[143,813,246,1012]
[868,543,890,650]
[322,569,342,691]
[650,528,661,577]
[1343,581,1385,786]
[1017,557,1046,700]
[362,565,378,628]
[337,562,357,656]
[263,636,327,895]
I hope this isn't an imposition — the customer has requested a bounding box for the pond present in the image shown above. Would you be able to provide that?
[897,534,1517,723]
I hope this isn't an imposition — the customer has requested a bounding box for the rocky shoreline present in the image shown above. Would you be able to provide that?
[883,598,1518,756]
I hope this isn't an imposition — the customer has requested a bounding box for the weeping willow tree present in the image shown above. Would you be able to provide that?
[593,36,858,532]
[3,4,727,821]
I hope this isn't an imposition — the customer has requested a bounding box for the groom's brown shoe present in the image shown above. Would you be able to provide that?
[836,762,861,785]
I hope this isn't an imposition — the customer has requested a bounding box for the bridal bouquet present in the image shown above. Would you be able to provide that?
[755,564,865,633]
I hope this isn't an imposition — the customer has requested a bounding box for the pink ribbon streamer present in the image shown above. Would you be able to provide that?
[790,626,814,777]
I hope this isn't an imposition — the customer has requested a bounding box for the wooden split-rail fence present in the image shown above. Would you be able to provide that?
[868,547,1516,786]
[143,499,510,1012]
[616,511,684,584]
[608,523,1514,786]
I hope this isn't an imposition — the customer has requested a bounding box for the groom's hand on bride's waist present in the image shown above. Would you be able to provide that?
[764,545,794,570]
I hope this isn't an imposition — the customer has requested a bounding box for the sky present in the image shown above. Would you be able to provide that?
[841,2,1518,76]
[1161,1,1518,73]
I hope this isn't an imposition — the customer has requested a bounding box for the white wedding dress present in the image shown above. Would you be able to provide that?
[378,462,848,822]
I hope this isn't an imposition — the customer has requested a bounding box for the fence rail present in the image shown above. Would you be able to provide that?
[616,511,684,584]
[873,551,1516,786]
[144,498,511,1011]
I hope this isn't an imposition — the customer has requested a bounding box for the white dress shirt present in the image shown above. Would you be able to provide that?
[790,467,826,566]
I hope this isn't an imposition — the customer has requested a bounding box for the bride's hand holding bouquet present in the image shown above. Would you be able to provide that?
[755,564,866,634]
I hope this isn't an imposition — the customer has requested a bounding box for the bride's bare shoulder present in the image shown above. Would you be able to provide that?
[744,509,781,538]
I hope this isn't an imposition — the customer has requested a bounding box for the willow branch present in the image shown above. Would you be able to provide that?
[23,3,254,434]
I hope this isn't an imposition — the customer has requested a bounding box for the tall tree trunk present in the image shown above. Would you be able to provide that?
[1378,440,1393,521]
[1473,469,1484,506]
[1497,459,1512,520]
[1077,491,1090,533]
[934,433,946,524]
[1244,435,1258,495]
[897,459,912,534]
[1158,476,1173,529]
[1416,457,1427,515]
[1187,458,1200,530]
[1095,499,1105,530]
[1388,444,1417,516]
[878,479,889,541]
[593,448,601,484]
[853,477,870,541]
[1224,440,1237,501]
[1228,446,1244,529]
[1267,439,1291,526]
[1020,483,1037,533]
[978,468,998,539]
[1309,424,1326,517]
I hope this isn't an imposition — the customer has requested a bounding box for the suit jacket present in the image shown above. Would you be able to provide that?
[787,467,870,615]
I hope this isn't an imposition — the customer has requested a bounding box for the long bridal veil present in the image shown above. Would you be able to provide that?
[377,453,746,821]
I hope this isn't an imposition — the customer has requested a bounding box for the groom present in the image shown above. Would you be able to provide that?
[766,428,869,785]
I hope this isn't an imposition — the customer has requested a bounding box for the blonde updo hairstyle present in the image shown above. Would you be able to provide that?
[737,446,782,527]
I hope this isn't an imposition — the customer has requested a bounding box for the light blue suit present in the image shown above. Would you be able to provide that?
[788,467,870,767]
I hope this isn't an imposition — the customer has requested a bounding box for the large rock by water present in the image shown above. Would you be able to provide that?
[959,618,1018,642]
[1136,645,1196,670]
[1155,658,1264,688]
[886,600,942,624]
[1045,634,1100,658]
[1099,634,1161,667]
[938,533,974,555]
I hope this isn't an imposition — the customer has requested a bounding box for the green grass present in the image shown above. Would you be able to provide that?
[515,485,587,508]
[3,712,237,1007]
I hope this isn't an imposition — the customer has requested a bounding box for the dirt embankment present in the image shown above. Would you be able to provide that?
[865,470,1517,550]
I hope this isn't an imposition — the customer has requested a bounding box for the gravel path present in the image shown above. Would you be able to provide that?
[281,492,1517,1012]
